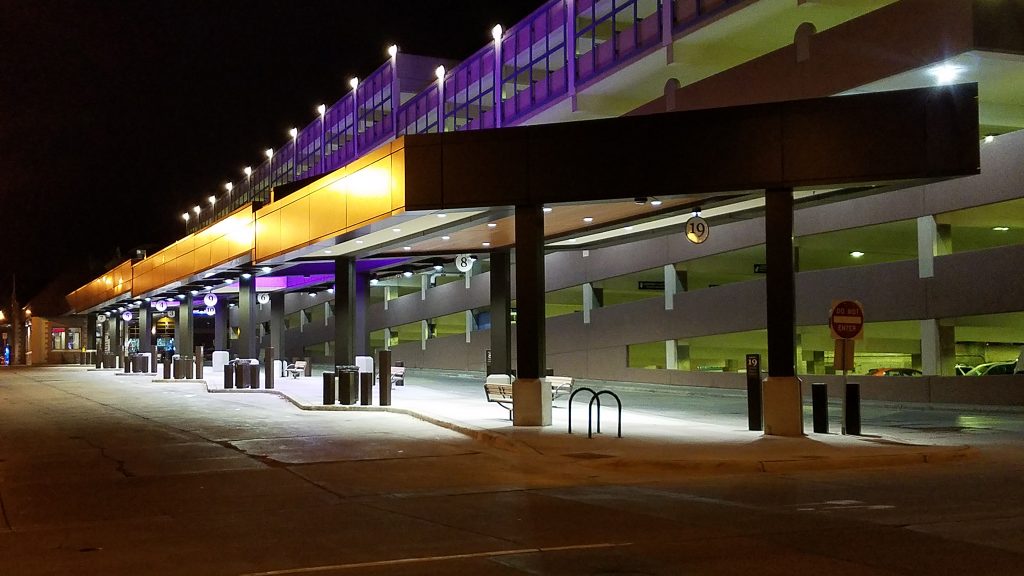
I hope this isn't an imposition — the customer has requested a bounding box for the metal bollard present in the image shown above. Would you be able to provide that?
[248,363,260,389]
[378,350,391,406]
[812,382,829,433]
[184,357,194,379]
[234,362,245,388]
[173,357,184,379]
[360,372,373,406]
[194,346,204,380]
[843,382,861,435]
[163,358,172,379]
[264,347,274,390]
[337,365,358,405]
[124,356,131,374]
[223,363,234,389]
[322,372,336,405]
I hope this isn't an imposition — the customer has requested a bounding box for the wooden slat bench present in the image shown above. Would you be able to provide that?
[483,375,576,419]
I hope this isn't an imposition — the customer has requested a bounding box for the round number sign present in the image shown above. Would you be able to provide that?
[203,293,218,307]
[685,216,709,244]
[454,254,476,273]
[154,300,168,312]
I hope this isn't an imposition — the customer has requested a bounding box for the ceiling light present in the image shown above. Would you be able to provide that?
[327,288,335,294]
[402,270,413,278]
[176,294,186,300]
[436,213,447,218]
[308,292,316,297]
[433,264,443,271]
[190,290,198,295]
[992,226,1010,232]
[482,242,491,247]
[984,135,995,144]
[928,63,962,85]
[624,226,634,231]
[441,235,451,241]
[204,271,216,278]
[370,278,380,286]
[650,198,663,206]
[542,207,553,213]
[850,251,865,258]
[261,266,272,273]
[324,249,333,254]
[487,223,497,228]
[583,217,594,223]
[354,240,363,244]
[392,228,401,233]
[403,246,411,251]
[241,273,252,279]
[223,279,233,284]
[144,297,152,302]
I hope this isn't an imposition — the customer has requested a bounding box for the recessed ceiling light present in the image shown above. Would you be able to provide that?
[482,242,491,247]
[992,226,1010,232]
[402,270,413,278]
[850,251,865,258]
[583,217,594,223]
[487,223,497,228]
[392,228,401,233]
[327,288,335,294]
[441,235,451,241]
[190,290,198,295]
[324,249,333,254]
[624,226,634,231]
[224,279,233,284]
[436,213,447,218]
[403,246,411,251]
[928,63,962,85]
[241,273,252,279]
[542,207,552,213]
[355,240,363,244]
[650,199,663,206]
[369,278,379,286]
[568,239,577,243]
[261,266,272,273]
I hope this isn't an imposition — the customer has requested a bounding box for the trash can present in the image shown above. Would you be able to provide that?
[248,362,260,389]
[223,362,234,389]
[184,356,194,379]
[173,356,185,379]
[234,361,246,389]
[360,372,373,406]
[162,357,172,379]
[336,365,359,405]
[322,372,336,405]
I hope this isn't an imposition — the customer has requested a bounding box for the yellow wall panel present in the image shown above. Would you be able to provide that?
[391,147,406,210]
[309,178,347,241]
[256,210,281,262]
[347,157,393,226]
[280,198,309,253]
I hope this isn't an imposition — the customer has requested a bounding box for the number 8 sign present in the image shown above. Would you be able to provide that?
[454,254,476,273]
[685,216,709,244]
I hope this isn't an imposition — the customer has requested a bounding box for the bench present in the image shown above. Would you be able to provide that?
[483,375,576,419]
[285,360,306,379]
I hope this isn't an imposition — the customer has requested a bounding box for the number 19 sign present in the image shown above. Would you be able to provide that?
[685,215,709,244]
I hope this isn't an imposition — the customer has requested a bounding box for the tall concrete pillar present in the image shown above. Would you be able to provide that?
[583,282,597,324]
[213,299,228,351]
[762,188,803,437]
[333,256,355,366]
[269,292,285,361]
[513,204,551,426]
[921,319,956,376]
[490,249,512,375]
[238,275,258,360]
[918,216,953,278]
[139,303,153,355]
[110,316,123,358]
[86,314,97,350]
[179,296,194,355]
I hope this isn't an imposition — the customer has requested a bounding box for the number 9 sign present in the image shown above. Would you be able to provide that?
[685,216,709,244]
[454,254,476,273]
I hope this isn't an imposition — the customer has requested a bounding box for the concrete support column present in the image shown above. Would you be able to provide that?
[238,275,258,360]
[383,327,392,351]
[665,339,677,370]
[179,297,193,356]
[583,282,597,324]
[664,265,682,310]
[269,292,285,362]
[139,303,153,355]
[213,299,228,351]
[355,273,369,356]
[420,320,429,351]
[110,316,123,359]
[333,256,355,366]
[918,216,953,278]
[465,310,473,343]
[762,188,803,437]
[921,319,956,376]
[86,314,97,351]
[513,204,551,426]
[490,249,512,375]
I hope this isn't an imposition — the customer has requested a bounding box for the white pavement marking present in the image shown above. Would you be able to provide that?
[239,542,633,575]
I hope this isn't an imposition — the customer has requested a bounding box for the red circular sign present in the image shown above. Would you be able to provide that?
[830,300,864,339]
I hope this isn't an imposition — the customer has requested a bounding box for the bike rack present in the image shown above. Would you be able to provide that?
[568,387,623,438]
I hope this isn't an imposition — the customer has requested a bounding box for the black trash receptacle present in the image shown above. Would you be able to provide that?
[173,356,185,379]
[337,365,359,405]
[224,362,234,389]
[248,362,260,389]
[234,361,246,388]
[323,372,336,405]
[163,357,172,379]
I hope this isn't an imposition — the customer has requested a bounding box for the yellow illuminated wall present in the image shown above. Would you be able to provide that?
[133,208,255,296]
[256,141,407,261]
[67,260,133,313]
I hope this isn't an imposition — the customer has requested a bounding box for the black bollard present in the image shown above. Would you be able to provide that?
[234,361,245,388]
[360,372,373,406]
[378,350,392,406]
[843,382,861,435]
[264,347,274,390]
[194,346,204,380]
[812,382,829,433]
[163,357,172,380]
[223,363,233,389]
[322,372,336,405]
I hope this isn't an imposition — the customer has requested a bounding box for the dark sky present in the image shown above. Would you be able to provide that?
[0,0,541,304]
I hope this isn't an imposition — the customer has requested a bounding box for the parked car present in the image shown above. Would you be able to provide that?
[964,361,1017,376]
[866,367,922,377]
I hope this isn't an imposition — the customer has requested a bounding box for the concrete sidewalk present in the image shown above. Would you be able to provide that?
[181,368,979,476]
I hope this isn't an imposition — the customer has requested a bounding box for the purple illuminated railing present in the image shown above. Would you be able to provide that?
[186,0,744,234]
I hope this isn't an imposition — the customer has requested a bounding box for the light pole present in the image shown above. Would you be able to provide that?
[289,127,298,180]
[317,104,327,173]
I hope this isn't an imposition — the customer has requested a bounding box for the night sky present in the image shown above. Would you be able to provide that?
[0,0,542,305]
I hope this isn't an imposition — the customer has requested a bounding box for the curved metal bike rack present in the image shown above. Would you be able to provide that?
[568,387,623,438]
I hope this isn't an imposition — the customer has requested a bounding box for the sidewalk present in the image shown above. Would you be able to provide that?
[189,368,978,475]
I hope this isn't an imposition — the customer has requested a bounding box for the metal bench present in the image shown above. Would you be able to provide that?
[483,375,575,419]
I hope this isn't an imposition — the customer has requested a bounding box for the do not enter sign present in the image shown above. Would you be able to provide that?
[830,300,864,340]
